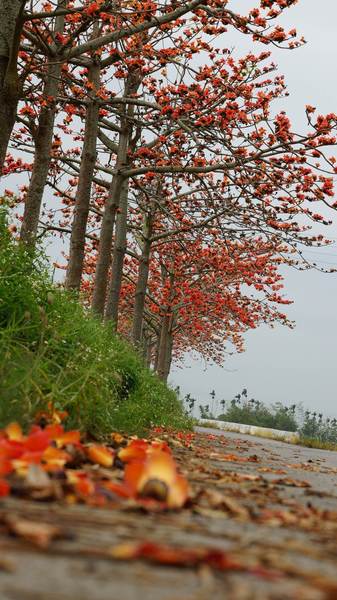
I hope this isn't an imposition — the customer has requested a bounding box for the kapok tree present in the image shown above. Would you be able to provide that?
[4,0,303,250]
[116,230,293,380]
[57,44,336,324]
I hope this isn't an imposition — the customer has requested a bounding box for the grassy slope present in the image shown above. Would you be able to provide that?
[0,207,190,436]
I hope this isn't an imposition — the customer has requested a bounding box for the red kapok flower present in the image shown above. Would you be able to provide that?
[124,450,189,509]
[86,444,115,467]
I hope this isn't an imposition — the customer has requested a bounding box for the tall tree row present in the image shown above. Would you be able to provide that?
[2,0,337,381]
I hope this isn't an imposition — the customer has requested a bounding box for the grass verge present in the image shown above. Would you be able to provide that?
[297,438,337,451]
[0,206,191,436]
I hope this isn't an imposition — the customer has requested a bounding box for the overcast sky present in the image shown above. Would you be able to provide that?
[171,0,337,417]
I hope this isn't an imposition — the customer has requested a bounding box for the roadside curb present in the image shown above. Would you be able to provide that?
[198,419,300,444]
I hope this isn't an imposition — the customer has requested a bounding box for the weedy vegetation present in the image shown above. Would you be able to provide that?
[0,206,191,436]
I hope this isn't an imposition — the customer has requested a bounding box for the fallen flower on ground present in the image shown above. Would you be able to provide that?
[0,419,190,509]
[86,444,115,467]
[124,450,190,508]
[108,540,281,580]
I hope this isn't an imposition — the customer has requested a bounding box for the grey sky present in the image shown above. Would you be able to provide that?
[171,0,337,416]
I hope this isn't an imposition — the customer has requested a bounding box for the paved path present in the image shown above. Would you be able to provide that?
[196,426,337,494]
[1,429,337,600]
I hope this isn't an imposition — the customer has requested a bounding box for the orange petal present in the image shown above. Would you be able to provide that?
[150,440,171,454]
[0,459,13,477]
[45,424,64,438]
[55,430,81,448]
[135,541,199,566]
[44,425,81,448]
[124,451,175,492]
[0,439,24,459]
[66,470,95,497]
[124,450,189,507]
[0,479,10,497]
[75,476,95,497]
[139,451,178,487]
[167,474,190,509]
[24,429,50,452]
[86,444,114,467]
[123,460,146,493]
[118,439,148,463]
[5,422,24,441]
[66,469,83,485]
[110,432,126,446]
[109,542,141,560]
[102,480,133,499]
[42,446,71,468]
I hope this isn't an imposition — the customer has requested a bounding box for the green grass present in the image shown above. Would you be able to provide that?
[0,205,191,436]
[297,438,337,451]
[195,391,298,432]
[212,397,298,432]
[217,404,298,432]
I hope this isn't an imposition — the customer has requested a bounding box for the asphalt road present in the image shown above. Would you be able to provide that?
[195,426,337,495]
[1,428,337,599]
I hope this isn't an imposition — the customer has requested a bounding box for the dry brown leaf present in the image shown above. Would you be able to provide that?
[0,557,16,572]
[258,467,287,474]
[19,464,63,500]
[200,489,250,519]
[217,472,261,485]
[4,515,66,548]
[272,477,311,488]
[25,464,52,489]
[193,505,230,519]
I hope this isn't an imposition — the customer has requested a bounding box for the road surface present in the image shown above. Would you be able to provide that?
[1,428,337,600]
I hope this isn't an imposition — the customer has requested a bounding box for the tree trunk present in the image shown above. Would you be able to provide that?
[20,2,66,243]
[92,68,141,316]
[163,329,173,381]
[104,179,129,326]
[65,61,100,290]
[145,337,154,369]
[141,327,149,362]
[156,270,175,381]
[20,63,62,242]
[153,332,160,372]
[132,211,153,345]
[157,314,171,381]
[91,151,127,315]
[0,0,25,172]
[157,318,174,382]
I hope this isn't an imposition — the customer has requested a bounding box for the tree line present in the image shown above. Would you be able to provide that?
[1,0,337,380]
